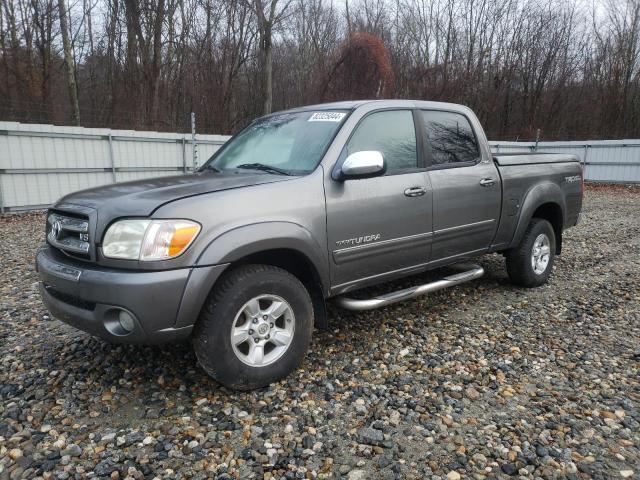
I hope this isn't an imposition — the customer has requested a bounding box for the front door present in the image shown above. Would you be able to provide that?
[325,109,433,291]
[419,109,501,262]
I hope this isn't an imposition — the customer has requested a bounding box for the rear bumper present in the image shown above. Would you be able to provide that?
[36,246,227,344]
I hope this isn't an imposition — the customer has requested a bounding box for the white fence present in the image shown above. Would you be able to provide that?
[0,122,229,212]
[489,140,640,184]
[0,122,638,212]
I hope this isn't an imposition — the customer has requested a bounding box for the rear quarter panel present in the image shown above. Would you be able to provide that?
[492,156,583,250]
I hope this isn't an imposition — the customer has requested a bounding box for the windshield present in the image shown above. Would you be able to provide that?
[203,110,349,175]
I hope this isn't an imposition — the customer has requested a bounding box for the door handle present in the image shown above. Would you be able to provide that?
[404,186,427,197]
[479,177,496,187]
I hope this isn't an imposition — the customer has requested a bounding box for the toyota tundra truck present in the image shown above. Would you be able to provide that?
[36,100,583,389]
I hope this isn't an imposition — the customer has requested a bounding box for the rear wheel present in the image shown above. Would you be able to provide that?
[192,264,313,390]
[506,218,556,287]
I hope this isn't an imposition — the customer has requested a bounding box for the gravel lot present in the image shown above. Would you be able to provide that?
[1,186,639,480]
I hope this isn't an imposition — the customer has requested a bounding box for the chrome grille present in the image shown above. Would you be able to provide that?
[47,212,90,256]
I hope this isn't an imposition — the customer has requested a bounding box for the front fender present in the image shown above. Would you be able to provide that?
[509,182,566,249]
[196,221,330,291]
[173,222,330,330]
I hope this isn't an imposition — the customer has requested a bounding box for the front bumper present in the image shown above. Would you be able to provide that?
[36,245,227,344]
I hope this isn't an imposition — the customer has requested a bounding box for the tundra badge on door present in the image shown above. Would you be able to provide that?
[336,234,381,247]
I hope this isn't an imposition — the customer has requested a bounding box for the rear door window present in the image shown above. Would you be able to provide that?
[421,111,480,166]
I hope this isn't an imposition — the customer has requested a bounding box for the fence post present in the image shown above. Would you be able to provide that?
[583,144,589,180]
[583,144,588,166]
[191,112,198,171]
[182,136,187,174]
[107,134,117,183]
[0,171,5,214]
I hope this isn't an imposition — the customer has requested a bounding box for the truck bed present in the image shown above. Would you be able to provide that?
[493,152,581,166]
[490,153,583,251]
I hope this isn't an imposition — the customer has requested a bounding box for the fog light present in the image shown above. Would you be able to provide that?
[118,310,135,333]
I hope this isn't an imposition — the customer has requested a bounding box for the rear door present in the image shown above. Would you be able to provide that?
[420,110,501,262]
[324,109,432,291]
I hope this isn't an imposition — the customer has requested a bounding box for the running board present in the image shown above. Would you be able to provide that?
[335,264,485,311]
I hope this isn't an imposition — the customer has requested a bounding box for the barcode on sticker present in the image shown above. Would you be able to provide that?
[308,112,346,122]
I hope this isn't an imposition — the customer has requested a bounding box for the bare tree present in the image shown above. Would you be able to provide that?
[249,0,294,114]
[123,0,166,126]
[1,0,640,140]
[57,0,80,125]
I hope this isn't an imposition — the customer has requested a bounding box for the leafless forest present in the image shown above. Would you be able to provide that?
[1,0,639,140]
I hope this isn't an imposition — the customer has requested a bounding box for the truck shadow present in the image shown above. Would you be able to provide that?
[324,254,508,321]
[43,255,512,424]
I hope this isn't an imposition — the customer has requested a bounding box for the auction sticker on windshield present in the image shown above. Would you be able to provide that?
[308,112,346,122]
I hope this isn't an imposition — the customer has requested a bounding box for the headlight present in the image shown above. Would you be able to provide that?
[103,219,201,261]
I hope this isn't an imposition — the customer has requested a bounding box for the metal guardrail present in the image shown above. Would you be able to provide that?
[492,143,640,148]
[0,167,189,174]
[0,128,226,144]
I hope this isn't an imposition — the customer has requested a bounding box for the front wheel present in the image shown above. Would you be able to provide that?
[192,264,314,390]
[506,218,556,287]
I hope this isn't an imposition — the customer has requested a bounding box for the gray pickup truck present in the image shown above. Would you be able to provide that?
[36,100,583,389]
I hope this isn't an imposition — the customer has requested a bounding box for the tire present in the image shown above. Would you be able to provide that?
[506,218,556,287]
[192,264,314,390]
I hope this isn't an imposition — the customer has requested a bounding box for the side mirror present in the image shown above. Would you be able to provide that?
[339,151,386,180]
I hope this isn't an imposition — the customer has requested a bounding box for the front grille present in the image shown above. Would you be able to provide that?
[44,284,96,311]
[47,212,91,259]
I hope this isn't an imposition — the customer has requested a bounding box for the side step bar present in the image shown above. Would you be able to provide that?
[335,264,485,311]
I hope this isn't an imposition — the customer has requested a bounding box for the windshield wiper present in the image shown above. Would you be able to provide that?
[235,163,292,176]
[201,164,221,172]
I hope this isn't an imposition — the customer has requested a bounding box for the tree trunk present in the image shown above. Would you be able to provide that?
[0,0,9,98]
[263,29,273,114]
[57,0,80,125]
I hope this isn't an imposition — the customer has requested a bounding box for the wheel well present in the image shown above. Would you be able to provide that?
[532,203,563,254]
[227,249,328,329]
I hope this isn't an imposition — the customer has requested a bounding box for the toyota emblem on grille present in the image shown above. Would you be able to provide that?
[51,220,62,239]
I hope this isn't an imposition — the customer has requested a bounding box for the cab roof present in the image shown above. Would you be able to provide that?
[278,99,471,114]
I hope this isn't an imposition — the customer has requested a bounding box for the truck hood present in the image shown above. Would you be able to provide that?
[55,171,292,222]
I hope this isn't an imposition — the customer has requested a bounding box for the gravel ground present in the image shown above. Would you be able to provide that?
[1,185,639,480]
